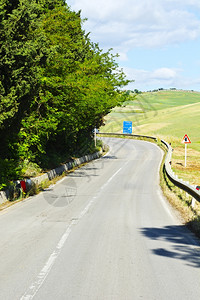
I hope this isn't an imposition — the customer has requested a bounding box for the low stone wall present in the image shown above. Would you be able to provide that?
[0,150,102,204]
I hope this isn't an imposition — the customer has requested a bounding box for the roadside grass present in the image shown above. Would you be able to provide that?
[171,147,200,185]
[159,148,200,238]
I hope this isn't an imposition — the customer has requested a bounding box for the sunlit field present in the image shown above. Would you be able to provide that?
[101,90,200,185]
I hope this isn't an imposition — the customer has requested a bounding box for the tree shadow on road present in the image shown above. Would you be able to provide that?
[140,225,200,268]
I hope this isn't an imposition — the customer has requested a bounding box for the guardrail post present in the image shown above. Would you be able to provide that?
[161,139,200,203]
[192,198,196,208]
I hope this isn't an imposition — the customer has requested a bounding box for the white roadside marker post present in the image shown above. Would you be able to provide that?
[94,128,97,147]
[185,143,187,167]
[181,134,191,168]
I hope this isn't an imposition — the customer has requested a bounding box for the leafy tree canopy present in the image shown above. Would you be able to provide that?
[0,0,132,188]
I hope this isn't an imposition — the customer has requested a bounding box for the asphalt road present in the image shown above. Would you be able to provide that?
[0,138,200,300]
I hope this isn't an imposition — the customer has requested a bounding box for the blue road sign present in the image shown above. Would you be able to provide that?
[123,121,132,134]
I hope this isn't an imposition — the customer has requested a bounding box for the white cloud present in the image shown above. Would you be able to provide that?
[151,68,178,80]
[124,66,180,81]
[67,0,200,91]
[122,67,184,90]
[122,66,200,91]
[68,0,200,52]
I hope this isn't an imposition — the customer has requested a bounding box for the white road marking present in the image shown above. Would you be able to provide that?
[157,188,175,220]
[20,164,124,300]
[100,161,129,191]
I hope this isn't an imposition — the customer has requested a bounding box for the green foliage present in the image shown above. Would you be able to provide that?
[0,0,46,158]
[0,0,131,188]
[18,4,130,163]
[0,158,21,190]
[19,159,42,177]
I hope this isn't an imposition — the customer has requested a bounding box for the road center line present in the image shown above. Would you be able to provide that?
[20,163,124,300]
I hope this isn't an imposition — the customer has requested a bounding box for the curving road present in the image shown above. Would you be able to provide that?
[0,138,200,299]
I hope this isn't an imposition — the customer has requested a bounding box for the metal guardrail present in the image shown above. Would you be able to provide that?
[98,132,157,142]
[1,133,199,205]
[161,140,200,202]
[99,132,200,203]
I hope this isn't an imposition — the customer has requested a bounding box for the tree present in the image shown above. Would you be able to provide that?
[0,0,131,186]
[0,0,65,159]
[19,4,131,165]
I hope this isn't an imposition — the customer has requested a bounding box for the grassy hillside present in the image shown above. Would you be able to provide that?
[101,90,200,185]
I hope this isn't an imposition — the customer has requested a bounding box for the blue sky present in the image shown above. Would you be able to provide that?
[67,0,200,92]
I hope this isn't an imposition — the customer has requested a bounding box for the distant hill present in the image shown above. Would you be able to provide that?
[101,90,200,150]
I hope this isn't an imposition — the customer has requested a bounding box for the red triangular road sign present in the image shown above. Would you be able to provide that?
[182,134,191,144]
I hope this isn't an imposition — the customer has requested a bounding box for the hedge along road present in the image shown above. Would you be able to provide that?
[0,138,200,299]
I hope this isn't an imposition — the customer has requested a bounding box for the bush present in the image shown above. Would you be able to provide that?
[0,159,21,190]
[19,159,42,177]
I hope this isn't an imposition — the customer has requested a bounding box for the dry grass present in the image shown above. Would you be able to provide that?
[160,152,200,238]
[171,147,200,185]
